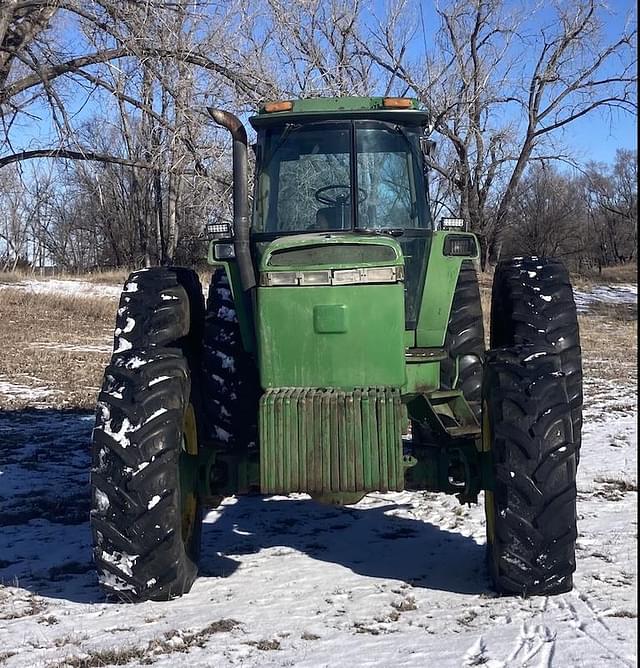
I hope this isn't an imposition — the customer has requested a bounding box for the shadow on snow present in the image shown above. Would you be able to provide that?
[0,408,489,605]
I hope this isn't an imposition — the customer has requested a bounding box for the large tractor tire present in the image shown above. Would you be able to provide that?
[490,257,583,460]
[483,347,578,596]
[91,267,204,601]
[201,269,260,450]
[441,260,485,418]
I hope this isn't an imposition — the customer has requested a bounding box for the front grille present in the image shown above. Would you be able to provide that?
[259,387,404,495]
[268,243,397,267]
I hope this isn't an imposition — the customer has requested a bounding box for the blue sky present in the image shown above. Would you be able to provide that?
[408,0,637,166]
[564,108,636,165]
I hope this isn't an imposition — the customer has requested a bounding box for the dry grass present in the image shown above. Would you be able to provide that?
[0,289,115,410]
[47,619,241,667]
[1,267,214,288]
[0,268,130,286]
[572,262,637,289]
[578,312,637,382]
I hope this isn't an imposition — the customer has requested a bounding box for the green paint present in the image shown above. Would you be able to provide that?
[403,361,440,395]
[250,96,430,127]
[256,233,405,389]
[200,99,491,504]
[415,231,480,348]
[260,387,405,494]
[257,283,405,388]
[264,97,421,113]
[259,232,403,272]
[313,304,347,333]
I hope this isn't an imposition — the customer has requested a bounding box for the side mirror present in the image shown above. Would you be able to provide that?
[420,136,436,158]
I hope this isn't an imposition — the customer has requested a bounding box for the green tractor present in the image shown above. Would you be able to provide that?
[90,97,582,602]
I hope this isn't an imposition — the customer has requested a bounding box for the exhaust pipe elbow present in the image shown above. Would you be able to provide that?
[207,107,255,293]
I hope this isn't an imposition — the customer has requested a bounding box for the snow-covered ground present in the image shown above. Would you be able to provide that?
[0,376,59,406]
[573,283,637,313]
[0,278,121,299]
[0,277,637,667]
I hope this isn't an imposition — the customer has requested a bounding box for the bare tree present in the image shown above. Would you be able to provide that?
[501,162,586,262]
[359,0,636,265]
[583,149,637,269]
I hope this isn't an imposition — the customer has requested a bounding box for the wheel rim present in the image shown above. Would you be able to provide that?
[180,403,199,547]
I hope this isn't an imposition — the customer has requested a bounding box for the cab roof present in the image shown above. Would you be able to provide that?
[249,96,430,128]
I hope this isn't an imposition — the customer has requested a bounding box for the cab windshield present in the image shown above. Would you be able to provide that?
[254,121,431,233]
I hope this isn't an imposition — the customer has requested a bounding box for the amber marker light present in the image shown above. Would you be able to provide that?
[263,100,294,113]
[382,97,413,108]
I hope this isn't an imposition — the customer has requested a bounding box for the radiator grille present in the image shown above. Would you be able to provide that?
[259,387,404,494]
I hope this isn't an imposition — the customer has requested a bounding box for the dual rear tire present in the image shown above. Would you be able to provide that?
[91,267,255,602]
[91,269,204,600]
[484,257,581,596]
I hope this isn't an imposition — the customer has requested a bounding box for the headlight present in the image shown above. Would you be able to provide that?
[213,242,235,260]
[263,271,298,286]
[299,270,331,285]
[332,269,362,285]
[443,235,478,257]
[366,267,400,283]
[261,266,403,286]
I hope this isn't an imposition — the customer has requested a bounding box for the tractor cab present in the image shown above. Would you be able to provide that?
[250,97,431,235]
[249,97,432,330]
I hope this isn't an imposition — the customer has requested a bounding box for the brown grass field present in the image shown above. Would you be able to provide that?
[0,266,636,412]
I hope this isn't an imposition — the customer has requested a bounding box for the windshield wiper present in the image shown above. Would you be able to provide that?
[356,227,405,237]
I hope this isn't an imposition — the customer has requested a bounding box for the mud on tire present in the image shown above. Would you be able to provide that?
[483,346,578,596]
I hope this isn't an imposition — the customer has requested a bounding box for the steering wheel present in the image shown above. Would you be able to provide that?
[314,184,367,206]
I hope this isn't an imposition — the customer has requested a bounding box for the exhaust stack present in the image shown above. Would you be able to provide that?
[207,108,256,293]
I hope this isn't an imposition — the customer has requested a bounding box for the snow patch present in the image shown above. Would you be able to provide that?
[214,350,236,372]
[114,317,136,336]
[95,488,110,511]
[0,278,120,299]
[97,404,168,448]
[100,550,138,577]
[574,283,637,313]
[0,377,56,402]
[99,571,136,593]
[149,375,171,386]
[217,305,236,322]
[125,356,148,369]
[523,351,548,362]
[215,425,232,443]
[114,337,132,353]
